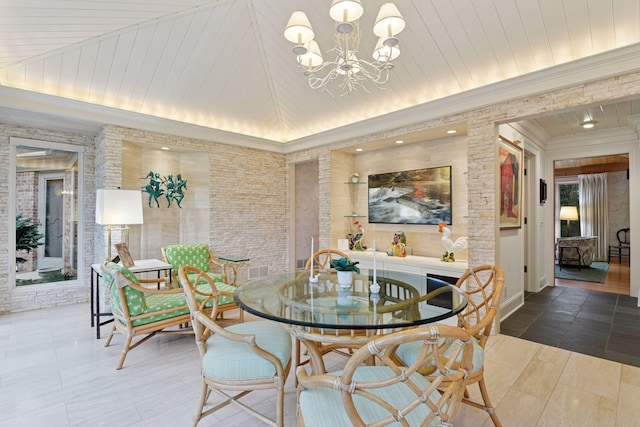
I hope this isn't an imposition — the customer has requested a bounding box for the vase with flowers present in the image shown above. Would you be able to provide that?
[350,172,360,183]
[330,257,360,287]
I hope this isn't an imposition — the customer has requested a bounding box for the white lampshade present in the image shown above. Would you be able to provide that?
[373,37,400,62]
[559,206,579,221]
[96,189,144,225]
[373,3,406,38]
[284,11,315,45]
[297,40,323,68]
[329,0,364,23]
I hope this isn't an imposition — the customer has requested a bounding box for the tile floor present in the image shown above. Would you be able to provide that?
[1,302,640,426]
[500,286,640,368]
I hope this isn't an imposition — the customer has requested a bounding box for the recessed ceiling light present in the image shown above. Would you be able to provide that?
[580,120,597,129]
[395,140,404,144]
[446,129,457,134]
[356,148,363,152]
[161,146,170,150]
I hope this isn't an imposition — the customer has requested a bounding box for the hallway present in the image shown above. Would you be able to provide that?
[501,261,639,367]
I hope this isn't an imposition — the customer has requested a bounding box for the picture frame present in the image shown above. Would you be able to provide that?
[368,166,452,225]
[115,242,135,268]
[498,136,523,229]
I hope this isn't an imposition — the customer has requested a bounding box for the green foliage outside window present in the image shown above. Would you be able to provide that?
[559,183,581,237]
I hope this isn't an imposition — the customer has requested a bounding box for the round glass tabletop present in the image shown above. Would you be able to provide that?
[234,269,467,330]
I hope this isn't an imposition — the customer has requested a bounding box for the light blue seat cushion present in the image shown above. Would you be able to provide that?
[299,366,445,427]
[203,321,291,381]
[395,336,484,375]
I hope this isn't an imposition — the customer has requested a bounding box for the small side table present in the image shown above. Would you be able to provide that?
[218,256,250,286]
[558,245,582,271]
[91,259,172,339]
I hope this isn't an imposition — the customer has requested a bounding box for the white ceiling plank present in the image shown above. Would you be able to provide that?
[538,0,573,64]
[88,38,119,105]
[587,0,616,53]
[514,0,555,70]
[613,0,640,46]
[563,0,595,59]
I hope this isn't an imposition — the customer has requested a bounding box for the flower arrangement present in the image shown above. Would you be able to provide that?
[329,257,360,274]
[350,172,360,182]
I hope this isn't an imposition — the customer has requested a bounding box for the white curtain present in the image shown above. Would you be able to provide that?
[578,173,608,261]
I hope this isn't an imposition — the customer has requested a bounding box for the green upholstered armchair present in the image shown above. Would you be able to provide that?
[179,265,291,427]
[100,261,237,370]
[162,244,227,286]
[163,244,241,321]
[297,325,473,427]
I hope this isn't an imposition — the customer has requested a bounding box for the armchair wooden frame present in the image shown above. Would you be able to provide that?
[297,325,474,427]
[179,265,291,427]
[101,261,194,370]
[451,264,505,426]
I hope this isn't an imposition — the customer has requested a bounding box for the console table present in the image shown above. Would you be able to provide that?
[90,259,172,339]
[346,250,468,303]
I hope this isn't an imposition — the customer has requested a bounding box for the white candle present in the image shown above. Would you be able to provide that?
[310,236,314,278]
[373,239,377,285]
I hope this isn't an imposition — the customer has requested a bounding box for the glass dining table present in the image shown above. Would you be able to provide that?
[234,269,468,375]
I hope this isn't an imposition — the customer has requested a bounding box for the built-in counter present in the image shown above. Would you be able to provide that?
[346,250,468,279]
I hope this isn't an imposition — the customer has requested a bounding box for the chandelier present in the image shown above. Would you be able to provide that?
[284,0,406,95]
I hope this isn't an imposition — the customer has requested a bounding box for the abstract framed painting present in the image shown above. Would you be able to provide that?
[498,136,523,229]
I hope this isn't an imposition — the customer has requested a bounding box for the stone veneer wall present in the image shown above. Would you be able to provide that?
[286,70,640,269]
[95,126,287,283]
[0,125,95,313]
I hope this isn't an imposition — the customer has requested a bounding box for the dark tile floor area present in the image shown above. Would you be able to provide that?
[501,286,640,367]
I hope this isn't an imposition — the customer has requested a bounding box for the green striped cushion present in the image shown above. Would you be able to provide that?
[299,366,444,426]
[202,321,291,381]
[395,336,484,375]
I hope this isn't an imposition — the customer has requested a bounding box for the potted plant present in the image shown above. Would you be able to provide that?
[350,172,360,183]
[330,257,360,287]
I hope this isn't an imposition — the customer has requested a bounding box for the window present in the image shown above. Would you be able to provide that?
[559,182,581,237]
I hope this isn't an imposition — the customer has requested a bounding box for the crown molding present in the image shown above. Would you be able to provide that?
[282,43,640,154]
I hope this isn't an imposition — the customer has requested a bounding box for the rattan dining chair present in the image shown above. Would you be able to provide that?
[395,264,505,427]
[304,248,352,272]
[179,265,291,427]
[297,324,474,427]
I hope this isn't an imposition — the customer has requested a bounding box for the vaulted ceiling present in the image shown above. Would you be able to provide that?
[1,0,640,150]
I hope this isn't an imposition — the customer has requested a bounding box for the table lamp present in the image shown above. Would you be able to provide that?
[559,206,579,236]
[96,189,144,261]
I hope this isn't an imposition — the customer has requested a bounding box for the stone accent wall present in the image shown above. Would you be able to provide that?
[286,70,640,271]
[96,126,287,283]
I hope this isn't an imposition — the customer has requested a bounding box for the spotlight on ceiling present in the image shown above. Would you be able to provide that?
[580,120,597,129]
[446,129,457,134]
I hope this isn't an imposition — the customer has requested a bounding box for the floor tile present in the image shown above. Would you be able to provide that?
[0,302,637,426]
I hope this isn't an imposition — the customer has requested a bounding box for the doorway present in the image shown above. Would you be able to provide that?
[554,154,630,296]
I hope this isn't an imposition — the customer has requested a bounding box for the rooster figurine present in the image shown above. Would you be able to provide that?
[438,222,468,262]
